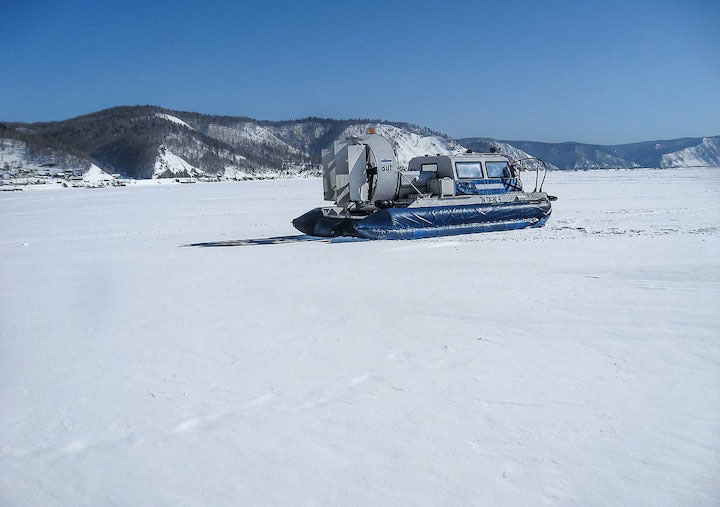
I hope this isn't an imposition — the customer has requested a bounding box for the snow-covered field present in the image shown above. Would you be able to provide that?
[1,169,719,505]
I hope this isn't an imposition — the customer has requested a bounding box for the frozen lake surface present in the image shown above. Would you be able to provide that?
[1,170,719,505]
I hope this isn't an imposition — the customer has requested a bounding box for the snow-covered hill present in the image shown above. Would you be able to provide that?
[153,145,203,178]
[0,138,90,176]
[0,137,117,187]
[4,107,719,181]
[205,123,301,154]
[0,135,119,187]
[5,107,465,179]
[660,137,720,168]
[474,136,720,170]
[337,123,464,168]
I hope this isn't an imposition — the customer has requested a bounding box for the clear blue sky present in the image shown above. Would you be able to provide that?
[1,0,718,143]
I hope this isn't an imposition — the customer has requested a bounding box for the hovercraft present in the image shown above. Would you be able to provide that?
[293,130,554,240]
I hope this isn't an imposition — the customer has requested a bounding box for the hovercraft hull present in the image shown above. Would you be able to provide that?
[293,199,551,240]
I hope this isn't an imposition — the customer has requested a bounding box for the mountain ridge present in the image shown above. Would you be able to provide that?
[460,135,720,169]
[2,106,719,182]
[1,106,473,180]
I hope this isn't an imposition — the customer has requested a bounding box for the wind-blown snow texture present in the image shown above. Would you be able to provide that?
[1,170,719,505]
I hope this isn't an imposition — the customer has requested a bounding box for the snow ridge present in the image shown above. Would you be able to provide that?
[155,113,193,130]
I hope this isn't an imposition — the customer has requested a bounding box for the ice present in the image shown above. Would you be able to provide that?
[1,169,718,504]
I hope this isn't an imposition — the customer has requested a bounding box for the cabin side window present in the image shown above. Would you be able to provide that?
[417,163,438,185]
[455,161,484,179]
[485,161,511,178]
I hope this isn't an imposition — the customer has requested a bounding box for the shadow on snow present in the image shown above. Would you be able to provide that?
[182,234,367,247]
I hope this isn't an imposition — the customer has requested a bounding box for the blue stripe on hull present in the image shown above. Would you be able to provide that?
[354,217,541,240]
[351,200,552,240]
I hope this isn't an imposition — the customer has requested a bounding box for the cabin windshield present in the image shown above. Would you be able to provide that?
[486,161,511,178]
[455,161,483,179]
